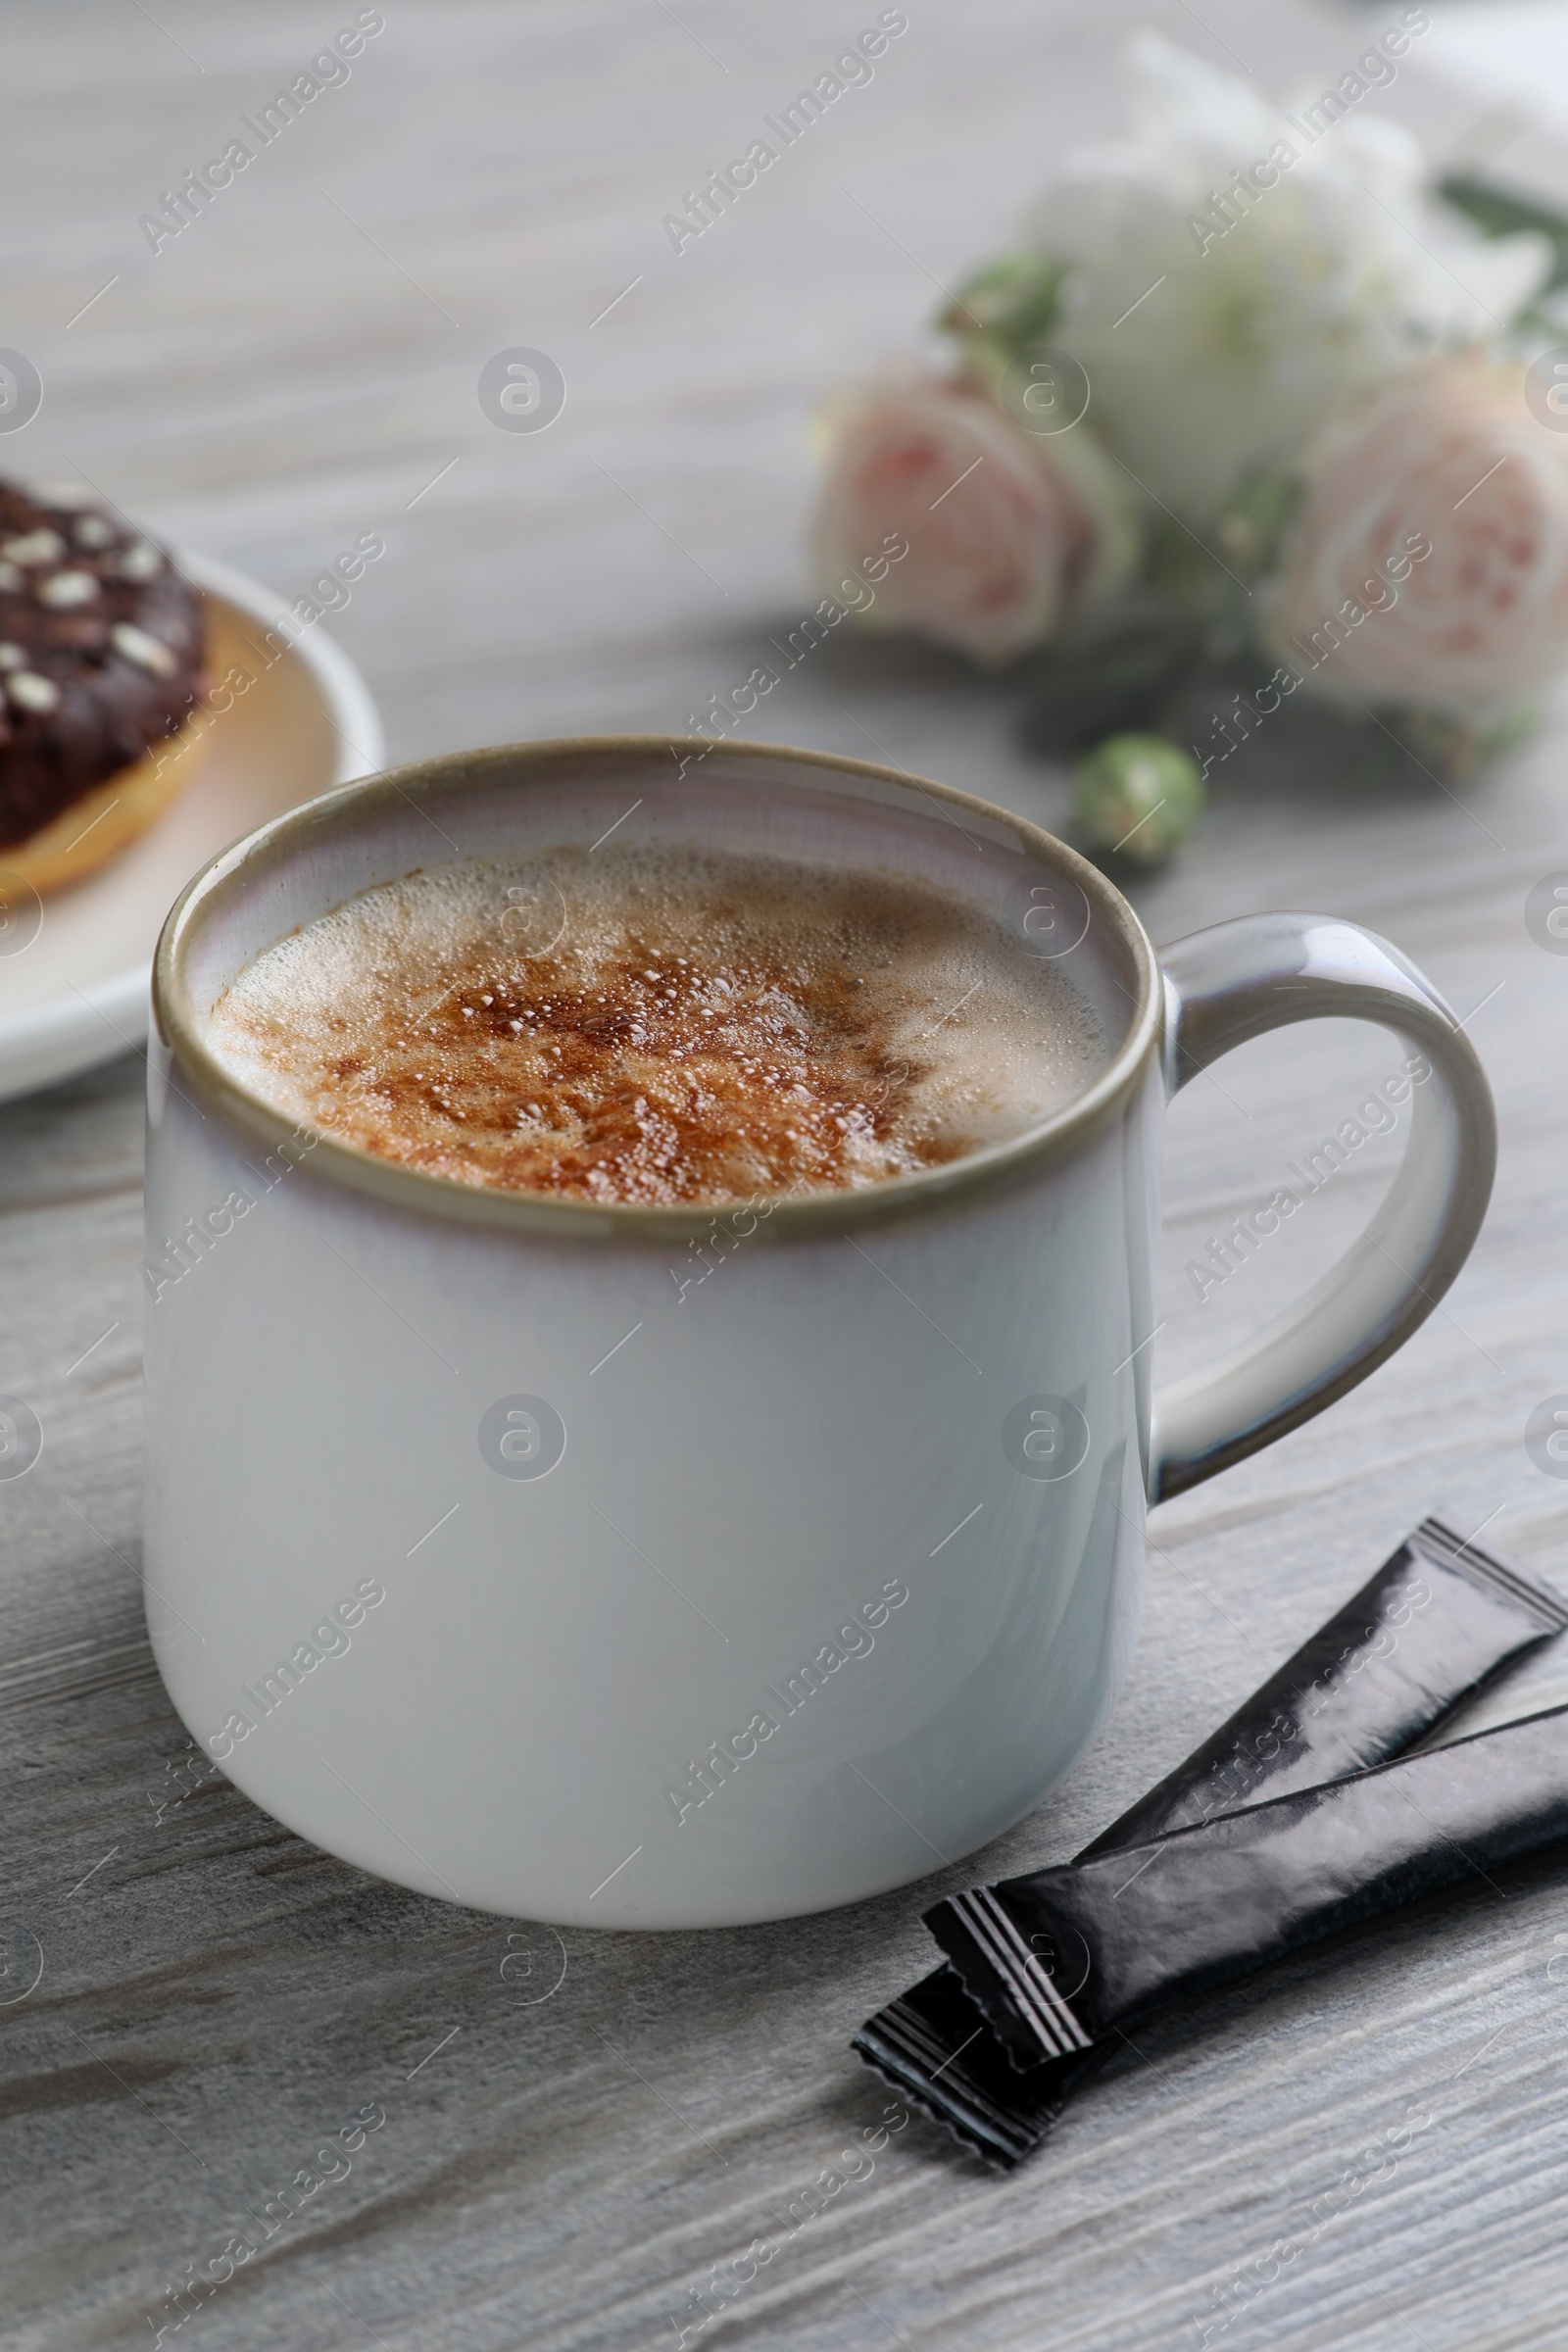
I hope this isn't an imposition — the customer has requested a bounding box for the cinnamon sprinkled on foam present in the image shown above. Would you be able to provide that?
[204,846,1106,1204]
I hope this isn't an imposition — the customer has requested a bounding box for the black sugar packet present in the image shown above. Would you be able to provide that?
[854,1517,1568,2168]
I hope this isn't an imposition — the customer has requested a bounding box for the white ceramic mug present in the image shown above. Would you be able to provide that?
[143,739,1495,1928]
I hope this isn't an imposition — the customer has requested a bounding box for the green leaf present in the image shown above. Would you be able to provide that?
[1213,472,1300,579]
[1146,515,1255,631]
[938,253,1064,353]
[1439,172,1568,292]
[1375,699,1540,784]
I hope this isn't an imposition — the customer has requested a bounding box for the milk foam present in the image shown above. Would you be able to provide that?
[203,846,1109,1203]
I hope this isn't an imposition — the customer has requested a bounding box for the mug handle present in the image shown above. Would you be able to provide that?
[1150,911,1496,1502]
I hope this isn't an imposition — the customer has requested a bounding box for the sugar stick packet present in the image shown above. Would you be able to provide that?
[924,1698,1568,2077]
[856,1517,1567,2166]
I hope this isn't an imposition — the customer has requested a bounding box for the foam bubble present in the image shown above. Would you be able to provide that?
[203,845,1109,1203]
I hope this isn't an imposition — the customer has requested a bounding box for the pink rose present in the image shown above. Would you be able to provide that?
[1263,355,1568,713]
[812,370,1131,666]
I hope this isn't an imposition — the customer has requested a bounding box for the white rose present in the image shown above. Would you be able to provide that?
[1021,34,1551,521]
[811,368,1136,666]
[1261,353,1568,713]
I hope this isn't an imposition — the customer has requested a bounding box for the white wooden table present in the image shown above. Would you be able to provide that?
[7,3,1568,2346]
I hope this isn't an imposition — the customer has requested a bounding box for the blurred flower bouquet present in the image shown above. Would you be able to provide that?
[811,26,1568,859]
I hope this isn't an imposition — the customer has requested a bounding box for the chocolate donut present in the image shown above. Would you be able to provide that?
[0,478,207,891]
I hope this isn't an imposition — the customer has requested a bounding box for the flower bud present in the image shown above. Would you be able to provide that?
[1074,733,1204,864]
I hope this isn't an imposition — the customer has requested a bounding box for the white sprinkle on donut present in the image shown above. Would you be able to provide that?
[74,515,114,550]
[0,530,66,565]
[111,620,176,677]
[37,569,100,608]
[0,564,19,593]
[119,541,163,581]
[0,644,22,670]
[7,671,61,712]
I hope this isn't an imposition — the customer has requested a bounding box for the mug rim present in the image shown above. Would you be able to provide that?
[151,735,1165,1242]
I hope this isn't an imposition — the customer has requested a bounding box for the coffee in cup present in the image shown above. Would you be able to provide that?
[203,844,1110,1203]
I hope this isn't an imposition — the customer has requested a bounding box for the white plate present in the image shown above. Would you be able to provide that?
[0,549,385,1104]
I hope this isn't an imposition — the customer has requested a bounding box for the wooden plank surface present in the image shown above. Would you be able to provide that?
[6,3,1568,2346]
